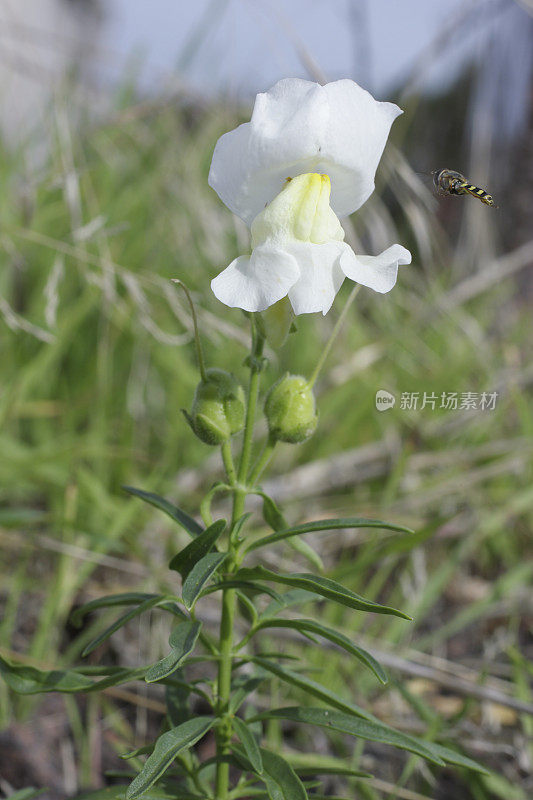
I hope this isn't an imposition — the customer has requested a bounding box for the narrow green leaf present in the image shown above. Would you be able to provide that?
[201,580,284,604]
[71,665,135,676]
[67,790,129,800]
[246,517,413,553]
[0,656,146,694]
[233,716,263,773]
[122,486,203,537]
[229,674,266,714]
[231,744,307,800]
[261,493,288,531]
[230,512,254,545]
[182,553,227,609]
[156,599,188,620]
[169,520,226,578]
[235,589,259,625]
[165,676,192,727]
[287,536,324,573]
[145,621,202,683]
[252,619,386,684]
[71,593,162,628]
[425,742,489,774]
[120,743,153,760]
[286,753,371,778]
[85,667,148,691]
[260,748,308,800]
[236,567,411,620]
[0,654,94,693]
[79,781,207,800]
[82,596,165,657]
[261,590,317,618]
[126,717,214,799]
[251,657,374,720]
[256,707,445,766]
[259,495,324,572]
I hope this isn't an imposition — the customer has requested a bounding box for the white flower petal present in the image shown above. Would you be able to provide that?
[321,80,402,218]
[286,241,345,315]
[211,244,300,312]
[208,78,402,225]
[339,244,412,294]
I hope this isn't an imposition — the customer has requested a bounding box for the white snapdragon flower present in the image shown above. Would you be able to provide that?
[209,78,411,315]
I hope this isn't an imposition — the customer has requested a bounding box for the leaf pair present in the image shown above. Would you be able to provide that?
[169,519,227,609]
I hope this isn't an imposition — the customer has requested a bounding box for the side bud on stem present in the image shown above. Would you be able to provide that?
[188,368,245,445]
[264,374,317,444]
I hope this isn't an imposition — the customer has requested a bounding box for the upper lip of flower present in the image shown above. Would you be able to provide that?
[208,77,403,226]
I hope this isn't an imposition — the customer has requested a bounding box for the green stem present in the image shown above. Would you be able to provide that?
[172,279,207,381]
[248,434,276,487]
[200,483,229,528]
[307,284,361,387]
[238,318,265,485]
[221,440,237,486]
[215,317,264,799]
[215,580,236,799]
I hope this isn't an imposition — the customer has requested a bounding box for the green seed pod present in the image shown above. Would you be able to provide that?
[190,368,245,445]
[264,374,317,444]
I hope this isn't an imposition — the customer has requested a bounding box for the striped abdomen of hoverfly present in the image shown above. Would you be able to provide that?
[454,181,495,206]
[432,168,495,206]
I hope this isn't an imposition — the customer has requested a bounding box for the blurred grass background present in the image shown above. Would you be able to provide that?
[0,1,532,799]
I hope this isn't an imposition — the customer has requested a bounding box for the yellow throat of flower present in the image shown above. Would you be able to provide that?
[251,172,345,248]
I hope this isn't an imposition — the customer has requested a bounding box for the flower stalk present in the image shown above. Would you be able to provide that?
[308,283,362,387]
[215,316,266,799]
[172,279,207,381]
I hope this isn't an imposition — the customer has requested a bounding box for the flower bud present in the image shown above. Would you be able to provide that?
[190,368,245,445]
[264,374,317,444]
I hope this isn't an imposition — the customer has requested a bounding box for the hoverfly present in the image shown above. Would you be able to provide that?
[432,168,496,207]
